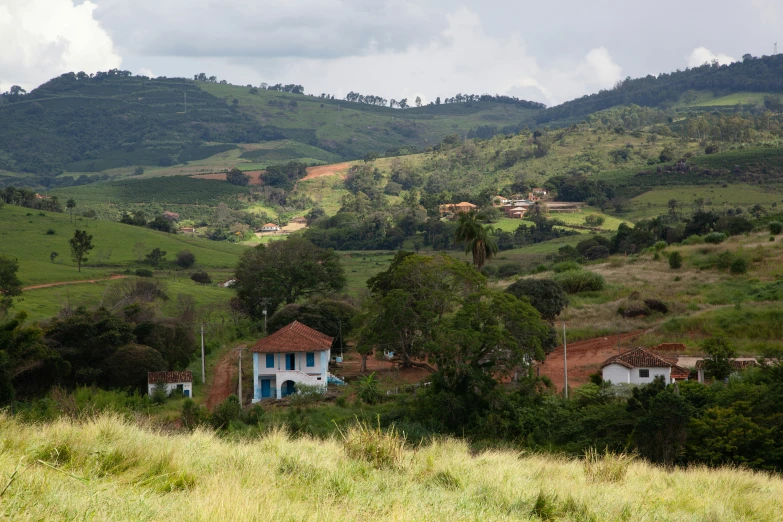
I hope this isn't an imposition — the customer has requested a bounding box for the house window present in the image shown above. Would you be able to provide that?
[306,352,315,367]
[639,369,650,378]
[266,354,275,368]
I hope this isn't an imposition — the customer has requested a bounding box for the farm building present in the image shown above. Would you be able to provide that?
[260,223,280,232]
[148,371,193,397]
[601,348,689,385]
[439,202,477,215]
[251,321,335,401]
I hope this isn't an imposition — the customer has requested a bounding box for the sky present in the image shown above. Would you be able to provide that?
[0,0,780,106]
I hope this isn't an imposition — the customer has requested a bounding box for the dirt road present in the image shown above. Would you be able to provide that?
[301,162,352,181]
[538,331,643,391]
[206,350,236,410]
[191,171,265,185]
[23,275,127,291]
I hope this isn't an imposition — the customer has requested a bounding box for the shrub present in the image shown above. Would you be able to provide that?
[211,395,242,430]
[584,214,605,227]
[135,268,153,277]
[653,240,667,251]
[101,344,166,391]
[150,383,168,404]
[730,258,748,275]
[584,245,610,261]
[583,448,635,484]
[176,250,196,268]
[190,271,212,285]
[46,229,56,235]
[669,251,683,269]
[338,417,406,469]
[506,278,569,321]
[552,261,581,273]
[181,399,209,430]
[496,263,522,278]
[357,372,381,404]
[644,299,668,314]
[618,306,649,318]
[769,221,782,235]
[703,232,727,244]
[682,235,703,245]
[552,270,606,293]
[715,251,733,270]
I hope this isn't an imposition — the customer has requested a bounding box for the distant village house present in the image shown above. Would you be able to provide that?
[148,371,193,397]
[260,223,280,232]
[601,348,689,385]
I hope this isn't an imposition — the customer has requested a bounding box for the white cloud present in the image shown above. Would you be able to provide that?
[0,0,121,92]
[138,68,155,78]
[751,0,780,26]
[686,47,736,68]
[181,7,622,106]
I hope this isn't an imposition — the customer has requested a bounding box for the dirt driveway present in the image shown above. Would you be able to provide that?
[538,331,643,391]
[23,275,126,291]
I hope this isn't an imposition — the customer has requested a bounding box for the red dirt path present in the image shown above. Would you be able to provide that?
[23,275,127,291]
[206,351,236,410]
[301,162,352,181]
[538,331,643,391]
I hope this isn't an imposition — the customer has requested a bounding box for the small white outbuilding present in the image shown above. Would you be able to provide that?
[148,371,193,398]
[601,348,689,385]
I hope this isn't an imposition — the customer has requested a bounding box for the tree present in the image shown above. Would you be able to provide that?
[66,199,76,223]
[0,255,22,311]
[267,298,356,348]
[101,343,167,391]
[506,278,568,322]
[49,251,58,263]
[69,230,94,272]
[363,151,379,163]
[415,96,422,107]
[176,250,196,268]
[669,251,683,269]
[702,336,737,381]
[190,272,212,285]
[226,167,250,186]
[358,253,485,369]
[145,248,167,267]
[455,211,498,269]
[584,214,605,227]
[233,237,345,319]
[667,199,678,215]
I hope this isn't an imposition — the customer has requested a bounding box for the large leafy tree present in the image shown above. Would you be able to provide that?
[69,229,94,272]
[267,298,357,348]
[455,211,497,269]
[0,255,22,313]
[358,252,485,369]
[702,336,737,381]
[233,237,345,319]
[505,278,568,322]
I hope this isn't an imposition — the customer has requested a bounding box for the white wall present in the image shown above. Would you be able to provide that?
[256,350,328,376]
[148,382,192,397]
[602,364,630,384]
[630,367,670,385]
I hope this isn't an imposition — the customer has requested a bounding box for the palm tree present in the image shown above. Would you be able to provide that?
[455,211,498,270]
[66,198,76,223]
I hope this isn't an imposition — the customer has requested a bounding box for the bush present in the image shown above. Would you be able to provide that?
[584,214,605,227]
[644,299,668,314]
[496,263,523,278]
[669,251,683,269]
[618,306,649,318]
[181,399,209,430]
[730,258,748,275]
[357,372,381,404]
[190,271,212,285]
[211,395,242,430]
[715,251,733,270]
[339,418,406,469]
[101,344,167,391]
[135,268,153,277]
[584,245,610,261]
[506,278,569,320]
[703,232,727,244]
[654,241,667,251]
[769,221,782,235]
[46,229,56,235]
[176,250,196,268]
[552,261,581,273]
[552,270,606,293]
[682,235,703,245]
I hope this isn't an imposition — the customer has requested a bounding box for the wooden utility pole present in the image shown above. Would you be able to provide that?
[237,348,243,405]
[563,321,568,399]
[200,323,206,384]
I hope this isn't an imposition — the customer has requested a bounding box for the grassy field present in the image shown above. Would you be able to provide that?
[0,205,244,286]
[1,413,781,521]
[677,91,773,108]
[624,184,783,220]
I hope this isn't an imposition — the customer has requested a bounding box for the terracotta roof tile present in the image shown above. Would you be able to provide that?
[148,371,192,384]
[670,365,690,379]
[601,348,675,369]
[251,321,333,354]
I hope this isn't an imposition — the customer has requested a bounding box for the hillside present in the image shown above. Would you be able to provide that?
[537,54,783,125]
[1,414,781,521]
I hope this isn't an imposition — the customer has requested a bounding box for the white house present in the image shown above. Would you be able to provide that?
[260,223,280,232]
[601,348,689,385]
[148,371,193,397]
[251,321,333,401]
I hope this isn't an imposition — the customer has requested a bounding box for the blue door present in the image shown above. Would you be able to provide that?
[283,381,296,397]
[286,353,295,370]
[183,390,190,398]
[261,379,271,398]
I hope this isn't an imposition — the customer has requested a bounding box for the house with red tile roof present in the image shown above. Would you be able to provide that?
[148,371,193,397]
[251,321,334,400]
[601,348,690,385]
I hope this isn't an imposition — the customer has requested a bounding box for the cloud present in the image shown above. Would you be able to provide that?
[686,47,736,68]
[0,0,121,92]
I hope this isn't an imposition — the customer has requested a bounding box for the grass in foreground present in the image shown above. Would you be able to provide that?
[1,414,781,521]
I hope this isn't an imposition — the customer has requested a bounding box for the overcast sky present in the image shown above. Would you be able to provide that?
[1,0,780,106]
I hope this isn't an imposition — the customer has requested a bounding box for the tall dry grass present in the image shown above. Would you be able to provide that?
[1,413,782,521]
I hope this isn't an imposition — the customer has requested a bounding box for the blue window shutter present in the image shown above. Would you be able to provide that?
[306,353,315,367]
[266,354,274,368]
